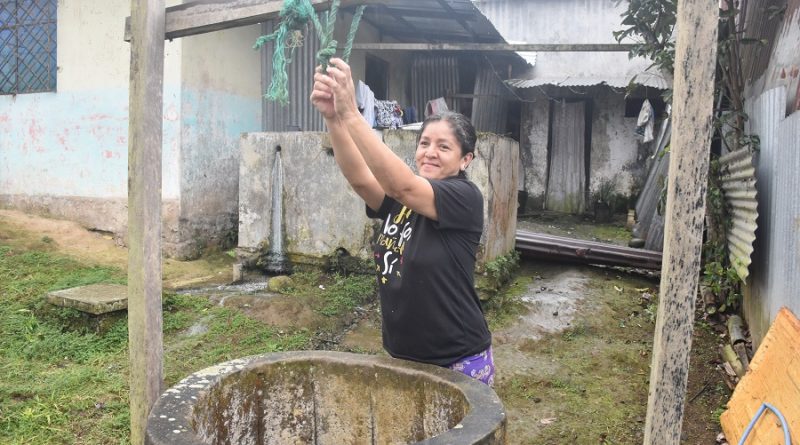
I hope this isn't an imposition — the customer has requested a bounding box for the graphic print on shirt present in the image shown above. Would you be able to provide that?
[374,206,414,285]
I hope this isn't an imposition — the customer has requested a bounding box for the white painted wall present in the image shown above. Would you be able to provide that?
[177,24,263,257]
[589,89,643,196]
[0,0,183,200]
[520,99,549,208]
[0,0,266,257]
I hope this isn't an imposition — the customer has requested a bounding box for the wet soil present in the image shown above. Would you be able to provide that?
[0,209,234,289]
[1,209,730,444]
[340,260,730,444]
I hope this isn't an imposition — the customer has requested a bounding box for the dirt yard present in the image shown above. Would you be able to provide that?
[0,209,731,444]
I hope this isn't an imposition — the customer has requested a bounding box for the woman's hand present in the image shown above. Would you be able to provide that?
[317,58,360,122]
[310,66,337,120]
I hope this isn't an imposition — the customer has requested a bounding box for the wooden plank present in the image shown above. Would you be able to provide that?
[721,307,800,444]
[350,42,637,52]
[643,0,719,444]
[127,0,165,443]
[124,0,391,41]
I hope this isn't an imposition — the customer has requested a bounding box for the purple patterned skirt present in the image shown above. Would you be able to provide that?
[447,346,495,387]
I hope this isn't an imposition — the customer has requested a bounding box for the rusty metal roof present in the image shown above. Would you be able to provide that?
[359,0,509,43]
[354,0,531,66]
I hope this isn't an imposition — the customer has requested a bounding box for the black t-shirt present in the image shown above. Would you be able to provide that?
[367,176,492,366]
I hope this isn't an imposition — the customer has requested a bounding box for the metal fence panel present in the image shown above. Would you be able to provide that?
[744,86,800,345]
[471,62,509,134]
[411,55,459,116]
[260,20,323,132]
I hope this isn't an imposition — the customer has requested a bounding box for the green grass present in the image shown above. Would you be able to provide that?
[283,270,376,317]
[0,244,314,444]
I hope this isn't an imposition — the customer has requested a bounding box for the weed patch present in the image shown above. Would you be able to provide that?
[283,271,376,317]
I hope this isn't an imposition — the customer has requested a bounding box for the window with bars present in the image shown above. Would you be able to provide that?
[0,0,57,95]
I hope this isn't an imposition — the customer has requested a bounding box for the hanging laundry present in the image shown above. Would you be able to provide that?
[403,106,417,125]
[355,80,376,127]
[375,100,403,129]
[636,99,655,143]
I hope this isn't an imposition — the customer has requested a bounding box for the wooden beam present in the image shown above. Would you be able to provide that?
[376,7,474,21]
[643,0,719,443]
[350,42,637,52]
[124,0,390,41]
[127,0,165,444]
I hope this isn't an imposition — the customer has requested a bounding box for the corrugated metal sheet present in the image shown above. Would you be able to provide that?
[744,86,800,345]
[358,1,531,67]
[506,69,670,90]
[411,55,460,116]
[740,0,784,85]
[634,116,672,251]
[719,148,759,281]
[471,62,509,133]
[261,21,323,132]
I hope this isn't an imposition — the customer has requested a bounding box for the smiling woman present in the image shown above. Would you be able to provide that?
[415,113,476,181]
[309,58,494,386]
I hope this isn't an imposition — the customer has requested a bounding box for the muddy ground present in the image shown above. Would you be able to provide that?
[0,209,730,444]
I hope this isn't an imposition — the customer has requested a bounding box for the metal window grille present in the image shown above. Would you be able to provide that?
[0,0,57,94]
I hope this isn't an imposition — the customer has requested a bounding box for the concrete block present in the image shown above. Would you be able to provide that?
[146,351,506,445]
[239,130,519,269]
[45,284,127,315]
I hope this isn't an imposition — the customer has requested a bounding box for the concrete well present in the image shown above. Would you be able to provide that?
[146,351,506,445]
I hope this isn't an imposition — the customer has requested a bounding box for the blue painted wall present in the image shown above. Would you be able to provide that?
[0,87,182,199]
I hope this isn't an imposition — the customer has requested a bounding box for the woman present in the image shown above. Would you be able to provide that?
[310,58,494,386]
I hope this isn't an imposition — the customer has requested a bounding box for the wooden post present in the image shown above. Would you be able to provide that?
[127,1,165,444]
[643,1,718,444]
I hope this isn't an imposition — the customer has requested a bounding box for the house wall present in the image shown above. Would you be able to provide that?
[517,87,646,213]
[177,25,263,259]
[519,99,549,210]
[0,1,265,258]
[589,88,647,199]
[0,0,183,243]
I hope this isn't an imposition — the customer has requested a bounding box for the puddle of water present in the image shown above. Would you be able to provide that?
[497,270,589,344]
[186,315,211,336]
[177,279,274,306]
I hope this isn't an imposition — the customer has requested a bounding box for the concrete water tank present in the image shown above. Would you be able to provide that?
[146,351,506,444]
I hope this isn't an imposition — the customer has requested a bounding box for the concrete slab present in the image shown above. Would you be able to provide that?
[46,283,127,315]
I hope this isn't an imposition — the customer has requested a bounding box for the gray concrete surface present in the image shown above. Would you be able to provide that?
[45,283,127,315]
[146,351,506,445]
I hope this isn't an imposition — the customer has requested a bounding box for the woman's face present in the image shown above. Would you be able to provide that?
[415,121,473,180]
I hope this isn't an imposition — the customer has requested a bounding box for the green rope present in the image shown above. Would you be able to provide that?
[314,0,339,71]
[342,5,366,63]
[253,0,366,105]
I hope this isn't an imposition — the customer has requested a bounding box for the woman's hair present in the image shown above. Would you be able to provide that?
[418,111,478,159]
